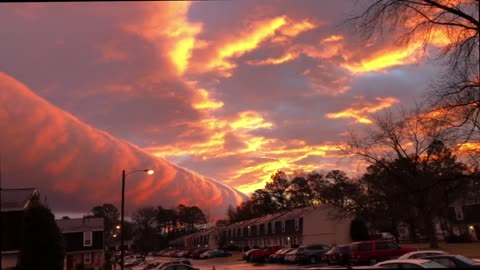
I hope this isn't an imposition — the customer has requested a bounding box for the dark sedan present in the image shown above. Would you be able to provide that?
[323,245,351,266]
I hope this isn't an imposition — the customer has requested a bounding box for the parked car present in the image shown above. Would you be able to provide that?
[268,248,294,263]
[249,246,284,262]
[147,259,193,270]
[323,245,351,265]
[199,250,215,259]
[349,240,417,265]
[191,248,210,259]
[183,249,196,258]
[374,259,447,268]
[283,248,300,264]
[124,258,145,268]
[156,264,199,270]
[211,250,232,257]
[398,250,447,260]
[423,254,480,268]
[295,244,331,264]
[132,260,153,270]
[243,248,260,261]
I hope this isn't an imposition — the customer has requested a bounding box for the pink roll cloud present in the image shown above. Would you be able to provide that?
[0,72,247,218]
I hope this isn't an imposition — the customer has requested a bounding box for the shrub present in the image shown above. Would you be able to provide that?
[350,218,370,241]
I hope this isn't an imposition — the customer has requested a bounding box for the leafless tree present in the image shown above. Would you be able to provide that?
[349,0,479,140]
[342,107,471,248]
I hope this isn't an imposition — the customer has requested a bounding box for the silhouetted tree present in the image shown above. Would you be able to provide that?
[287,176,313,208]
[349,0,479,138]
[250,189,277,216]
[132,206,157,252]
[350,218,370,241]
[17,194,65,270]
[265,171,291,209]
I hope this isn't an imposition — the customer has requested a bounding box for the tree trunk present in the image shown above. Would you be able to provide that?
[424,214,439,248]
[409,221,418,242]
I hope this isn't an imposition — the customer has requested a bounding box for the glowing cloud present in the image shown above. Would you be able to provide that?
[124,2,202,75]
[279,19,317,37]
[342,43,422,74]
[206,16,287,76]
[326,97,399,124]
[0,72,246,217]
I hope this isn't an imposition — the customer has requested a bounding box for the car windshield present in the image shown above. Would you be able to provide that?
[455,255,475,265]
[421,261,448,268]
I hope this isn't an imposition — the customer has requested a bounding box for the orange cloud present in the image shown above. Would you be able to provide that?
[205,16,287,76]
[322,35,344,43]
[457,142,480,152]
[247,51,299,66]
[326,97,399,124]
[0,72,246,217]
[247,34,346,67]
[342,43,423,74]
[187,81,224,111]
[279,19,317,37]
[98,41,129,63]
[123,2,202,76]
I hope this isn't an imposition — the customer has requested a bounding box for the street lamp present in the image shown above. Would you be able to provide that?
[120,169,154,270]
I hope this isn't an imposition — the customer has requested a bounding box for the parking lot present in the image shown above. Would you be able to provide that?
[191,259,327,270]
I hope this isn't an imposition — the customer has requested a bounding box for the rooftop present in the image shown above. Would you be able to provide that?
[56,217,104,233]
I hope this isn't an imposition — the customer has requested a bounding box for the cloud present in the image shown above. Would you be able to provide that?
[326,97,399,124]
[0,72,246,217]
[202,16,288,77]
[0,0,463,203]
[123,1,203,76]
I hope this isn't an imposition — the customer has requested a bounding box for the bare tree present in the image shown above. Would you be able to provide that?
[349,0,479,139]
[342,107,471,247]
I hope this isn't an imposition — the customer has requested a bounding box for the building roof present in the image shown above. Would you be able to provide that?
[56,217,104,233]
[0,188,37,212]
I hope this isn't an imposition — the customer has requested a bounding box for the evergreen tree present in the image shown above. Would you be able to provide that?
[17,194,65,270]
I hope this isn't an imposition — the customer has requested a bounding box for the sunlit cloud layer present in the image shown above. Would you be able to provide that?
[0,0,469,214]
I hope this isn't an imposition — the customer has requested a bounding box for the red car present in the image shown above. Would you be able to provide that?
[349,240,417,265]
[249,246,284,262]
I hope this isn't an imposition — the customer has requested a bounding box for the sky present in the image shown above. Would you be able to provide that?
[0,1,457,219]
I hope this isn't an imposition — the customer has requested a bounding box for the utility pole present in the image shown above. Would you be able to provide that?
[1,152,3,270]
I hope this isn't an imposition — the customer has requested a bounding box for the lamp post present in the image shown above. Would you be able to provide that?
[120,169,154,270]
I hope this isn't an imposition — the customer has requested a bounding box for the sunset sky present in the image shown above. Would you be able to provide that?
[0,1,457,218]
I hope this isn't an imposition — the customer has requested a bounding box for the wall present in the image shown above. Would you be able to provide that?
[1,253,18,269]
[66,251,104,270]
[302,206,352,246]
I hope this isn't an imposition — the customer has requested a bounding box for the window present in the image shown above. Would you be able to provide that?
[376,241,397,250]
[264,223,268,234]
[357,242,372,251]
[84,253,92,264]
[271,222,275,233]
[83,231,92,247]
[281,220,285,233]
[431,258,456,268]
[454,206,464,220]
[294,218,299,232]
